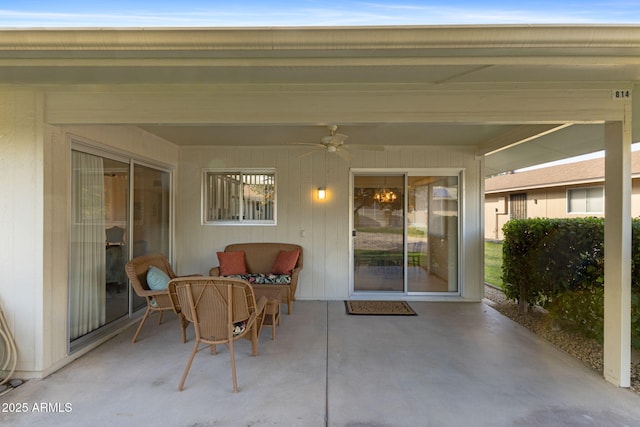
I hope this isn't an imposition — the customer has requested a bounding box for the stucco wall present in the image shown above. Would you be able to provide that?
[0,90,44,376]
[2,100,179,378]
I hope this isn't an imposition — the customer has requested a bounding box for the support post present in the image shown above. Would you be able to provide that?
[603,118,632,387]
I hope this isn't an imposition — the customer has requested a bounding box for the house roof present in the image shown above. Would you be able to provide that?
[485,150,640,193]
[1,25,639,174]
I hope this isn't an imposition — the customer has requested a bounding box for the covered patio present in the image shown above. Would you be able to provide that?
[1,25,639,397]
[4,300,640,427]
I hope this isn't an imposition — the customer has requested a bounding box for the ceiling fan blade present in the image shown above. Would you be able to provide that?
[291,142,325,148]
[336,148,352,161]
[297,149,317,159]
[333,133,349,144]
[349,144,385,151]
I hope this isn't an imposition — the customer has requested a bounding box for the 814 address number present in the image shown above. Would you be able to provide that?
[612,89,632,100]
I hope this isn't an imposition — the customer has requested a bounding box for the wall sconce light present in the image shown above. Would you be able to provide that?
[317,187,326,200]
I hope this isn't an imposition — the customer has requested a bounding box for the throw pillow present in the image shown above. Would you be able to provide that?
[147,265,171,290]
[271,248,300,275]
[217,251,248,276]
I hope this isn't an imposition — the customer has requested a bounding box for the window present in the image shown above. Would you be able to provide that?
[567,187,604,214]
[203,169,276,224]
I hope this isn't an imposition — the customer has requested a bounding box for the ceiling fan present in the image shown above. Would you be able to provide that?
[295,125,382,160]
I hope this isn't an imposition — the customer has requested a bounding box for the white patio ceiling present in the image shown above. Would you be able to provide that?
[1,25,639,174]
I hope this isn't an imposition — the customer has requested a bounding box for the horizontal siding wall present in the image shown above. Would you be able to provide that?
[177,145,482,300]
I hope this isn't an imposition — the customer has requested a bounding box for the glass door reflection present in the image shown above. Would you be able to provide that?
[131,164,171,312]
[353,174,405,292]
[407,175,458,293]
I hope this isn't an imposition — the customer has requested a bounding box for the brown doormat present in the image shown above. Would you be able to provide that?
[344,300,417,316]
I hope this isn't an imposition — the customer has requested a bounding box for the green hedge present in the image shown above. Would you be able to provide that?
[501,217,640,347]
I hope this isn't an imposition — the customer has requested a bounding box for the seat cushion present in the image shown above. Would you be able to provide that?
[226,273,291,285]
[217,251,248,276]
[271,248,301,275]
[147,265,171,290]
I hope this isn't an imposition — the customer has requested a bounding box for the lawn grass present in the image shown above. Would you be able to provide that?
[484,240,503,289]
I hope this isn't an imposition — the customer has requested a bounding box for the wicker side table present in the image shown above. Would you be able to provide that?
[253,288,282,339]
[263,298,281,339]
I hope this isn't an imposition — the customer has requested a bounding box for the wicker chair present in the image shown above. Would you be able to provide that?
[170,277,267,392]
[125,253,195,344]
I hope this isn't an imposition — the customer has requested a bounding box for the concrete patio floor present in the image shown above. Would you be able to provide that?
[3,300,640,427]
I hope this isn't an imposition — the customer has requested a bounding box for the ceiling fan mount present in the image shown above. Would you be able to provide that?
[320,125,348,150]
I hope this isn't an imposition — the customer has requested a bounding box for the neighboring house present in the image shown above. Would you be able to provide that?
[485,151,640,240]
[0,26,637,388]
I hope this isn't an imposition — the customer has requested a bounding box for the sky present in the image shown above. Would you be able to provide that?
[1,1,640,27]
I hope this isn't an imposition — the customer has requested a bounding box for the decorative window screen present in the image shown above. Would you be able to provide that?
[203,170,276,224]
[509,193,527,219]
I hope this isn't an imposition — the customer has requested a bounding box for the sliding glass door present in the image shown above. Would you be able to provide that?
[353,174,405,292]
[69,147,171,347]
[131,163,171,312]
[406,175,458,293]
[70,151,130,341]
[352,171,459,295]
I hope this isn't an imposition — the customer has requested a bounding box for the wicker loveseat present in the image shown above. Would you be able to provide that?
[209,243,303,314]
